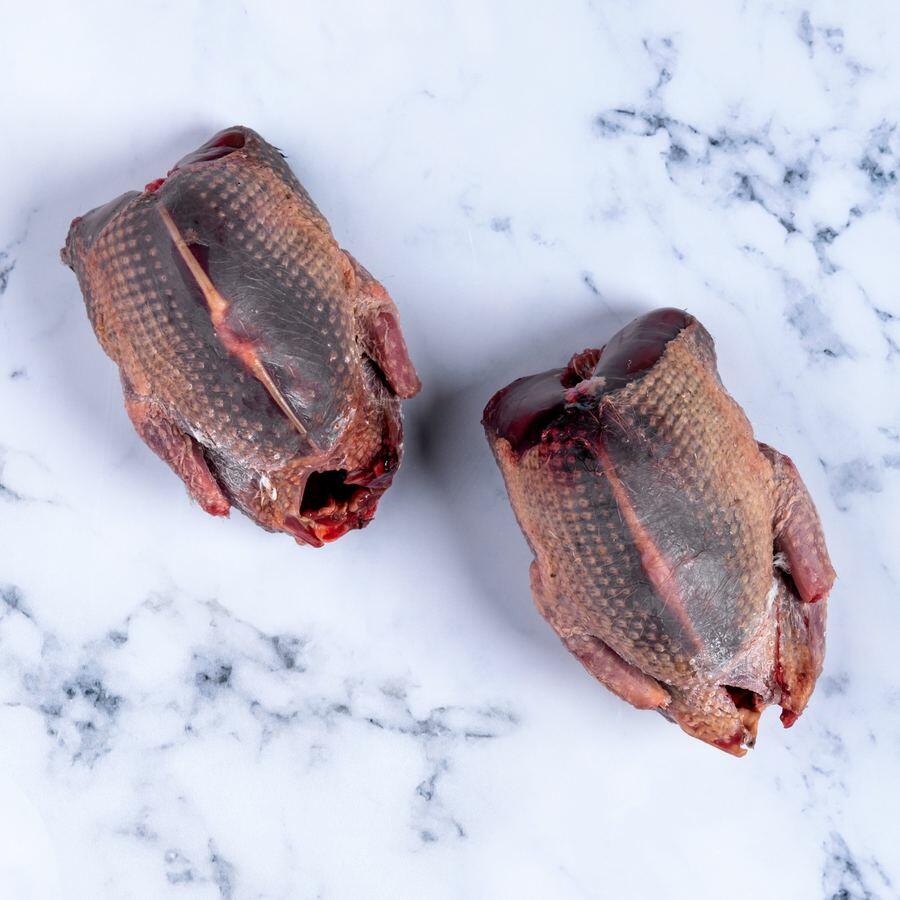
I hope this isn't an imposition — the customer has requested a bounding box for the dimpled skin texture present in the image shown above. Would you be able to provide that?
[484,309,835,755]
[62,127,420,547]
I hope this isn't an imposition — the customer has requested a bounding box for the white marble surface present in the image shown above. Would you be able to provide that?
[1,1,898,898]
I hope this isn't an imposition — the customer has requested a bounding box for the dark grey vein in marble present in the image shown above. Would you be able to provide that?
[0,249,14,295]
[823,831,895,900]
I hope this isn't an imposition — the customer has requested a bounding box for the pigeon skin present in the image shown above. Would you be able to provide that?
[483,309,834,755]
[62,126,420,547]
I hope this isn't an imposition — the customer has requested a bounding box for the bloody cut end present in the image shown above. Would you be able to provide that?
[593,307,692,388]
[171,127,248,172]
[204,496,231,518]
[482,309,693,457]
[284,455,398,547]
[482,368,568,456]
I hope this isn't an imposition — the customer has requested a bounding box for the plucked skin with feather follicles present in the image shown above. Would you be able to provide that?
[483,309,835,755]
[62,127,420,547]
